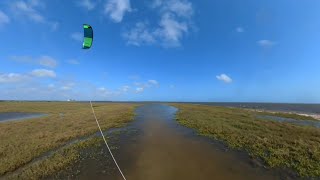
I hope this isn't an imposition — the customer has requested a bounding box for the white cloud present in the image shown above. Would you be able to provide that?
[157,13,188,46]
[71,32,83,42]
[96,86,126,97]
[123,22,156,46]
[257,40,276,48]
[128,75,140,80]
[135,87,144,93]
[104,0,131,23]
[10,0,58,29]
[120,85,130,92]
[148,79,159,86]
[157,0,193,18]
[0,68,56,84]
[0,73,27,83]
[96,87,114,96]
[133,79,159,93]
[28,0,45,8]
[67,59,80,65]
[98,87,108,92]
[10,55,33,63]
[31,69,56,78]
[0,73,137,100]
[216,74,232,83]
[61,82,76,90]
[0,82,67,101]
[11,0,45,23]
[10,55,58,68]
[123,0,194,47]
[236,27,244,33]
[0,10,10,25]
[48,83,55,88]
[38,56,58,68]
[77,0,96,11]
[50,21,59,31]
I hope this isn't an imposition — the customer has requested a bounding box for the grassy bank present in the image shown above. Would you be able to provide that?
[0,102,139,176]
[172,104,320,177]
[7,137,103,180]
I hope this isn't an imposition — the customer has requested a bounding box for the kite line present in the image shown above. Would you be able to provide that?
[89,101,127,180]
[82,25,126,179]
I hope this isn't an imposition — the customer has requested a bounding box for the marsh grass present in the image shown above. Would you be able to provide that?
[0,102,139,176]
[7,137,103,180]
[172,104,320,177]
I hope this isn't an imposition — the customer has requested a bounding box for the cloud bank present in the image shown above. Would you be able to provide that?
[123,0,194,47]
[10,55,58,68]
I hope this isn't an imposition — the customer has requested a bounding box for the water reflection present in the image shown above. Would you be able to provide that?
[0,112,47,123]
[258,115,320,128]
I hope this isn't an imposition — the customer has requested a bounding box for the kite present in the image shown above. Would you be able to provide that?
[83,24,93,49]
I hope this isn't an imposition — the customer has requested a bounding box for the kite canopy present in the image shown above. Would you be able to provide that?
[83,24,93,49]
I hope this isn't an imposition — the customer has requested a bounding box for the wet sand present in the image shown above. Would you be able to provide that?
[57,104,293,180]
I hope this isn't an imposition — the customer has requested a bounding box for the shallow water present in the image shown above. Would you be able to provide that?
[58,104,296,180]
[0,112,47,123]
[258,115,320,128]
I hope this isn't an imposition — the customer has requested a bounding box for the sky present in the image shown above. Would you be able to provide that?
[0,0,320,103]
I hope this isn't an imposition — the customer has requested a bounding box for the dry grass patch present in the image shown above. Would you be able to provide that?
[0,102,139,176]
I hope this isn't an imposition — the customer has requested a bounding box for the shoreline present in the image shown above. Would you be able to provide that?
[245,108,320,121]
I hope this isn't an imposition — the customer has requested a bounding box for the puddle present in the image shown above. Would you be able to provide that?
[257,115,320,128]
[0,112,47,123]
[56,104,297,180]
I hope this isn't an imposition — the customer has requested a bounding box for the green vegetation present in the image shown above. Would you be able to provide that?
[172,104,320,177]
[7,137,102,180]
[0,102,139,176]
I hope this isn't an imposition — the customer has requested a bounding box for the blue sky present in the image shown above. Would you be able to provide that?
[1,0,320,102]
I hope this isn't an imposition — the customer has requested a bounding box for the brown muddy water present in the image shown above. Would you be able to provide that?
[55,104,296,180]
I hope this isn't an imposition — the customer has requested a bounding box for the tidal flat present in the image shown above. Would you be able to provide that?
[0,102,139,178]
[172,103,320,178]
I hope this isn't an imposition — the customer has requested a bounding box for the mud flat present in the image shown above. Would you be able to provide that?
[3,103,317,179]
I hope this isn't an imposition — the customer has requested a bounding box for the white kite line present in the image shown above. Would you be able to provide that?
[90,101,127,180]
